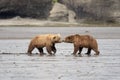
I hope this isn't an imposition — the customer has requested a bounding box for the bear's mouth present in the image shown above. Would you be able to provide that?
[55,40,62,43]
[62,40,69,43]
[62,40,65,42]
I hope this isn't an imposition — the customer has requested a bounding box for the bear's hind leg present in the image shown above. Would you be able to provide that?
[85,48,91,56]
[93,48,100,55]
[27,46,35,56]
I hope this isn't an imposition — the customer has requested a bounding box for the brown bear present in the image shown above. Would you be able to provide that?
[27,34,61,56]
[63,34,100,56]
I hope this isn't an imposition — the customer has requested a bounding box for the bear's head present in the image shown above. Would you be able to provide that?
[51,34,61,43]
[63,34,80,43]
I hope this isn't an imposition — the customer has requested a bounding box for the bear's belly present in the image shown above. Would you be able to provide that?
[35,43,46,48]
[80,42,89,48]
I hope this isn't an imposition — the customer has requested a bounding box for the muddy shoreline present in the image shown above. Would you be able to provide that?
[0,39,120,80]
[0,26,120,80]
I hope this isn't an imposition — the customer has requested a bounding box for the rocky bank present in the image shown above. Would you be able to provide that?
[0,0,120,23]
[0,0,53,19]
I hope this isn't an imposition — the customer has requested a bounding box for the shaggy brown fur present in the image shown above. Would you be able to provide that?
[64,34,100,56]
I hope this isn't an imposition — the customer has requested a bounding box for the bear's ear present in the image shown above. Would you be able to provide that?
[75,34,79,36]
[57,34,61,37]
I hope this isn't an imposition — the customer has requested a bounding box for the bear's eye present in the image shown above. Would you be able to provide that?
[53,36,56,39]
[68,37,71,40]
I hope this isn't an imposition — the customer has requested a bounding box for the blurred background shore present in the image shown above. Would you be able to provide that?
[0,0,119,27]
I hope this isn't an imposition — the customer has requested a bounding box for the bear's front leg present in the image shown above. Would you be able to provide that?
[51,44,56,55]
[78,47,83,57]
[72,44,79,56]
[46,46,53,55]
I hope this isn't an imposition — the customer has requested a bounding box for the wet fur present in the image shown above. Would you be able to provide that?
[64,34,100,56]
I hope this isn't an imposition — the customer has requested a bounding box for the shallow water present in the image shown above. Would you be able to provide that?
[0,39,120,80]
[0,27,120,39]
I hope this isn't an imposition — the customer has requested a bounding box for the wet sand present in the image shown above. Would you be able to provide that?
[0,27,120,80]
